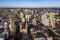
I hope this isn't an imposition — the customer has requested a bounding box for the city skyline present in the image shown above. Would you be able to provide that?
[0,0,60,8]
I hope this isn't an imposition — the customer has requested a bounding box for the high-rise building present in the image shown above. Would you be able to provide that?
[15,21,20,34]
[20,12,24,19]
[9,17,15,34]
[32,18,36,25]
[49,12,56,28]
[41,13,50,26]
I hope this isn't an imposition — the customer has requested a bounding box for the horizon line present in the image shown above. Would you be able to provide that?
[0,7,60,8]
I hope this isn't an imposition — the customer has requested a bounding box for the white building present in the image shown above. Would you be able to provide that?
[20,12,24,18]
[41,13,50,26]
[22,17,25,23]
[32,18,36,25]
[25,15,31,22]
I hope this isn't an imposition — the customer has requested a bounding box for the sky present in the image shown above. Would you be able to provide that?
[0,0,60,8]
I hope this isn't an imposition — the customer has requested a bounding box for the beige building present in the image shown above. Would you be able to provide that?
[41,12,56,28]
[9,17,15,33]
[41,12,50,26]
[49,12,56,28]
[20,12,24,18]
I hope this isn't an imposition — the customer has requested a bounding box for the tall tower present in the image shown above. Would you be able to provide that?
[9,17,15,34]
[49,12,56,28]
[20,11,28,34]
[15,20,20,34]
